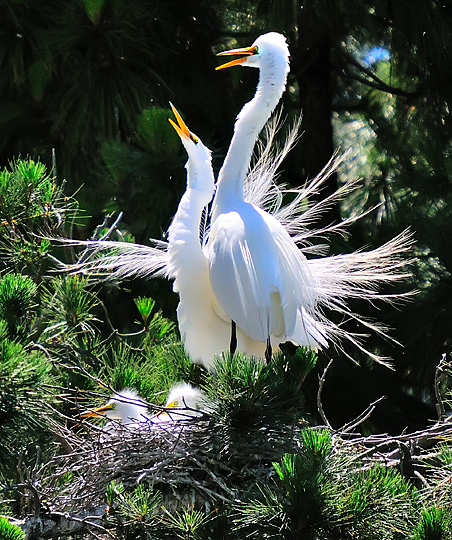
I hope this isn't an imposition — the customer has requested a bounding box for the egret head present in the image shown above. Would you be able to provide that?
[81,389,147,424]
[216,32,289,71]
[152,383,206,423]
[168,103,214,198]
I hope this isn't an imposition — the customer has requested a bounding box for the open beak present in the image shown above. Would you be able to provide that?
[80,403,113,418]
[168,102,191,140]
[215,45,258,70]
[168,103,199,144]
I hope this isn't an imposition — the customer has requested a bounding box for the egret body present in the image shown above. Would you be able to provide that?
[168,105,268,369]
[208,33,327,360]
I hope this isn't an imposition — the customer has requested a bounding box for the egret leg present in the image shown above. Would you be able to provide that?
[265,337,272,364]
[230,320,237,356]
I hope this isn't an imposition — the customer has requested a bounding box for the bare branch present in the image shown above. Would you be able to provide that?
[317,358,334,429]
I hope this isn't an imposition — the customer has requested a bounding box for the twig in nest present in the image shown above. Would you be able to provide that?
[317,358,334,429]
[338,395,387,434]
[434,353,447,422]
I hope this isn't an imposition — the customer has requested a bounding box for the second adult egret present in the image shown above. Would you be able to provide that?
[167,105,268,367]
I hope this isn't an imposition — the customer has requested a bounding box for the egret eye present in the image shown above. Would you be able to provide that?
[251,46,259,54]
[173,400,179,406]
[190,134,199,145]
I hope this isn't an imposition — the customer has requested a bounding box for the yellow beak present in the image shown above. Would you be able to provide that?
[215,45,258,70]
[168,102,191,140]
[168,103,199,144]
[80,403,113,418]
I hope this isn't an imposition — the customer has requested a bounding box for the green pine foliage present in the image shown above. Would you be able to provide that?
[0,274,37,340]
[0,321,54,478]
[40,275,101,345]
[208,352,309,434]
[0,158,77,277]
[0,517,25,540]
[411,506,452,540]
[115,485,162,534]
[332,464,416,539]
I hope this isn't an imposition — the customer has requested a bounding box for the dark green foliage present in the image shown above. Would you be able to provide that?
[41,275,101,344]
[162,506,213,540]
[0,158,77,277]
[208,352,307,433]
[0,273,36,340]
[0,321,54,478]
[411,506,452,540]
[116,485,162,534]
[273,430,332,533]
[332,464,416,539]
[233,429,419,540]
[0,517,25,540]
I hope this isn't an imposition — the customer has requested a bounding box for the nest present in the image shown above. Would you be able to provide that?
[37,413,303,514]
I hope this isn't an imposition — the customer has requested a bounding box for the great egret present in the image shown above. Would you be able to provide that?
[167,104,268,367]
[80,389,149,430]
[207,32,327,362]
[151,382,206,423]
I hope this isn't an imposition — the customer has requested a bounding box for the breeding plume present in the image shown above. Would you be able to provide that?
[208,32,327,361]
[60,32,412,368]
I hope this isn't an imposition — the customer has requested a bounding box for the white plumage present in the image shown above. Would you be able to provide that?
[167,105,269,368]
[80,389,149,431]
[151,382,206,423]
[81,384,206,429]
[60,32,413,369]
[207,33,327,359]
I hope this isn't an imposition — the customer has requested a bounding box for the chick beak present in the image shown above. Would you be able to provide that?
[150,400,179,422]
[168,102,191,140]
[215,45,258,70]
[80,403,113,418]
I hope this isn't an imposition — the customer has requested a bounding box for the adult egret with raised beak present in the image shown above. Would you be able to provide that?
[167,105,270,367]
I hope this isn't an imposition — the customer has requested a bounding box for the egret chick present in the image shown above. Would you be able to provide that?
[81,389,149,430]
[151,383,206,423]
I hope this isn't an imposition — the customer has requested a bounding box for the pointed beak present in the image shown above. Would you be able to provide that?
[168,102,191,140]
[215,45,258,70]
[80,403,113,418]
[168,103,199,144]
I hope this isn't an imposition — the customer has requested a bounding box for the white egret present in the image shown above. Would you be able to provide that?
[208,32,327,362]
[80,389,149,430]
[151,382,206,423]
[81,384,206,429]
[167,104,268,367]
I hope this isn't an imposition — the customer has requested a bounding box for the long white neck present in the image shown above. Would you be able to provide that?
[167,188,209,281]
[213,57,289,217]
